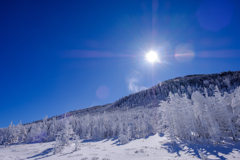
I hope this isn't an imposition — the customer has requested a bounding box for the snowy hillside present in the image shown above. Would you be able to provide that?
[27,70,240,124]
[1,71,240,159]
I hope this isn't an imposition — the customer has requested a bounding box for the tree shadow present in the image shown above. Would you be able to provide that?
[81,137,118,144]
[103,137,118,143]
[161,139,240,160]
[112,134,156,146]
[27,148,53,160]
[162,142,182,157]
[81,139,102,143]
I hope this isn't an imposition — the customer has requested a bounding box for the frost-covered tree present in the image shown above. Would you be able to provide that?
[159,94,175,143]
[53,116,75,154]
[214,86,237,141]
[46,117,57,141]
[159,86,240,144]
[5,122,14,144]
[73,134,81,151]
[53,134,64,154]
[0,135,3,145]
[231,87,240,136]
[16,121,27,143]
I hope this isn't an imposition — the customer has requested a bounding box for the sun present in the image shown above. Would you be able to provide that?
[145,51,159,63]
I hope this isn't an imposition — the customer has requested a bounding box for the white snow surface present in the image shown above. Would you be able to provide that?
[1,134,240,160]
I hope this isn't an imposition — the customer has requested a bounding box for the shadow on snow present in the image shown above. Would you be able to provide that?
[27,148,53,160]
[160,134,240,160]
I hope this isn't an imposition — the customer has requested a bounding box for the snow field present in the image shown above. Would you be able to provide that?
[1,134,240,160]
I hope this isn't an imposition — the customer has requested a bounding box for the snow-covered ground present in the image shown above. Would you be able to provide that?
[1,134,240,160]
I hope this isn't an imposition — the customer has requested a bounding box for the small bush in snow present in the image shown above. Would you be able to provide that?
[73,135,81,151]
[53,136,64,154]
[118,134,129,144]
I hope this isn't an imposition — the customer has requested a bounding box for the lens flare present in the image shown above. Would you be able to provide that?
[175,44,194,62]
[146,51,159,63]
[96,86,109,99]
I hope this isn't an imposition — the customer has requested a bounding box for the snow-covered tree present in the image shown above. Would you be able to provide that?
[53,116,75,154]
[73,134,81,151]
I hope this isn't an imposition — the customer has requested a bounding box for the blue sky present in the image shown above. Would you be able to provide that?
[1,0,240,127]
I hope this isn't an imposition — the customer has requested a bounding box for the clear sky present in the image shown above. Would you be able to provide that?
[1,0,240,128]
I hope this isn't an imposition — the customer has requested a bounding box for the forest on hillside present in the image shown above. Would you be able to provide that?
[1,85,240,154]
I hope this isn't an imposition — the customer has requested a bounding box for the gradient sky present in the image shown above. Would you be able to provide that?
[1,0,240,128]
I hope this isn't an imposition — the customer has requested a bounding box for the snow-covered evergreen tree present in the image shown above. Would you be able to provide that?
[53,116,75,154]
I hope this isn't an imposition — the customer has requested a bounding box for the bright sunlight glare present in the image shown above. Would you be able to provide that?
[146,51,159,63]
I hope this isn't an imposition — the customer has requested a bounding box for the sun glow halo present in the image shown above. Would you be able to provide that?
[146,51,159,63]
